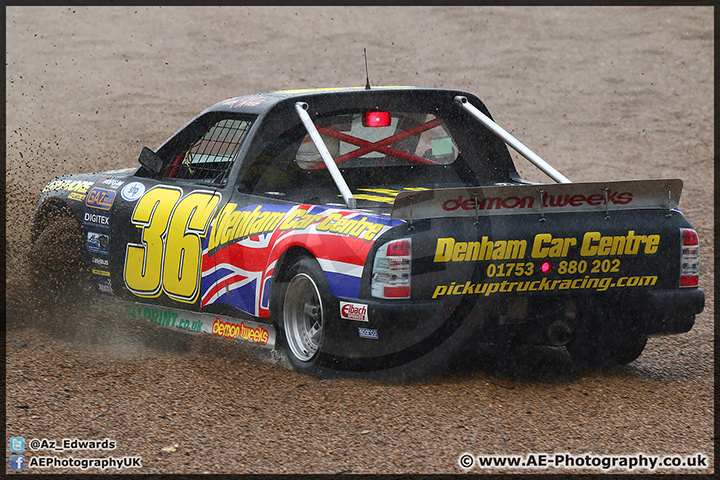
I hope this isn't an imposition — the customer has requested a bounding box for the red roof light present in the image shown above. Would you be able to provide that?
[363,111,391,127]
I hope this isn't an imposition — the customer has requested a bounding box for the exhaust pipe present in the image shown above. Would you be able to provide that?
[548,320,572,346]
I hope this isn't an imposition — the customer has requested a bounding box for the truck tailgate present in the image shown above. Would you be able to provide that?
[389,179,694,300]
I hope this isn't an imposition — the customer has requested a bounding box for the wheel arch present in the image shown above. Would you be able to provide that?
[272,246,315,283]
[31,198,81,243]
[268,246,315,324]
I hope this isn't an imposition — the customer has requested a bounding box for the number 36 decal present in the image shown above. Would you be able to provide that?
[124,186,221,303]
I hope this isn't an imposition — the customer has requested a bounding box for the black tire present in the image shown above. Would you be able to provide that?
[29,212,90,312]
[566,318,647,368]
[605,334,648,366]
[274,256,334,375]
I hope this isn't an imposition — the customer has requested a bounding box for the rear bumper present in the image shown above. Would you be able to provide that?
[319,287,704,370]
[321,294,493,370]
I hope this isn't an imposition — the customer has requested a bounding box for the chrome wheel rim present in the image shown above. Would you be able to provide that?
[284,273,323,362]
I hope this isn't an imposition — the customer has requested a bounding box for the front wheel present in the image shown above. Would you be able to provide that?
[275,256,334,374]
[29,212,90,310]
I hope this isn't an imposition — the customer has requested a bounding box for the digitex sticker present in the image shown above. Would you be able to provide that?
[121,182,146,202]
[358,328,378,339]
[340,301,369,322]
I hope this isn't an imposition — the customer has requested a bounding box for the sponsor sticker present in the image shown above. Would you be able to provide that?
[92,257,109,267]
[98,278,112,294]
[87,232,110,255]
[340,301,369,322]
[68,192,86,202]
[212,318,270,345]
[121,182,146,202]
[358,327,378,339]
[84,212,110,228]
[219,95,266,109]
[101,178,124,189]
[42,179,93,194]
[122,302,276,349]
[85,187,116,210]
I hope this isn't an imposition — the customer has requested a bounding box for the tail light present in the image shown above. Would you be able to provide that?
[371,238,411,299]
[679,228,699,287]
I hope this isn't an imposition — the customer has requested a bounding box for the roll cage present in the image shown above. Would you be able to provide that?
[296,96,570,208]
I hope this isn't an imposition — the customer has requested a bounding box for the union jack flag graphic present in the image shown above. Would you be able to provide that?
[200,203,403,318]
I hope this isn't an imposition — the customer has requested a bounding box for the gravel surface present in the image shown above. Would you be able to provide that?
[6,6,714,475]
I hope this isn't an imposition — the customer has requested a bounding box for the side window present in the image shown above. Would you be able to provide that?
[163,117,252,186]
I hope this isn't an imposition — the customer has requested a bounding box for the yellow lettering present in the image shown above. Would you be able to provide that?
[349,217,370,237]
[452,242,467,262]
[340,219,357,234]
[279,208,306,230]
[208,203,237,250]
[436,237,528,262]
[231,211,250,239]
[581,231,660,257]
[531,233,552,258]
[434,238,454,262]
[491,241,506,260]
[297,214,321,230]
[580,232,601,257]
[249,212,270,235]
[644,235,660,254]
[317,213,342,231]
[362,223,383,241]
[624,230,641,255]
[331,217,348,232]
[221,211,242,245]
[465,242,481,261]
[241,206,263,237]
[597,236,614,256]
[609,236,626,255]
[266,212,286,232]
[506,240,527,259]
[479,237,494,260]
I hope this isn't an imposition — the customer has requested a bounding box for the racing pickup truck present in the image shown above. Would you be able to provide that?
[31,86,704,375]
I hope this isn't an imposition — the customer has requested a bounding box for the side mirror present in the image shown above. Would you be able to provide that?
[138,147,164,176]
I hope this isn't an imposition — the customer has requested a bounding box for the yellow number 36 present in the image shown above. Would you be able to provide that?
[124,186,221,303]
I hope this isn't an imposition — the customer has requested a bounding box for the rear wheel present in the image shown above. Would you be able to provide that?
[605,334,647,366]
[275,256,333,375]
[566,313,647,368]
[284,272,324,363]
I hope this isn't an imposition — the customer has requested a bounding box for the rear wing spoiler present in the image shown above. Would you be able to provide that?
[391,179,683,221]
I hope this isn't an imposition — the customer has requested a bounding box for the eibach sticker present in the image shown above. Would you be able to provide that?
[340,301,369,322]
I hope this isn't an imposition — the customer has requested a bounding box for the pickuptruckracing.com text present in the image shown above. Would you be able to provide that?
[433,274,657,299]
[458,452,709,472]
